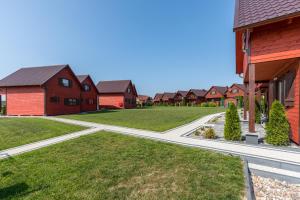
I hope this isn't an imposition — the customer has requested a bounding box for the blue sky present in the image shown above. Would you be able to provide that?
[0,0,240,96]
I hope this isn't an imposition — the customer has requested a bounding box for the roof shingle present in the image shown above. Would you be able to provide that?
[77,75,89,83]
[0,65,67,87]
[189,89,207,97]
[97,80,132,94]
[234,0,300,30]
[177,91,189,98]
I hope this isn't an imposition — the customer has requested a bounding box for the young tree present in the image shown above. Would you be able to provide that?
[224,103,241,141]
[266,100,290,146]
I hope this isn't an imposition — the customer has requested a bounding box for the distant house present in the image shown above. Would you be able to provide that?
[77,75,99,112]
[0,65,82,116]
[161,92,176,105]
[137,95,152,106]
[186,89,207,105]
[225,84,246,107]
[153,93,164,105]
[174,91,189,105]
[97,80,137,109]
[205,86,228,106]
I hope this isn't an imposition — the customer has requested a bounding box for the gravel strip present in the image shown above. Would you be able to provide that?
[252,175,300,200]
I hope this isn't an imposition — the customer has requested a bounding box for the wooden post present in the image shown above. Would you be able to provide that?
[268,81,274,114]
[243,84,248,120]
[249,64,256,132]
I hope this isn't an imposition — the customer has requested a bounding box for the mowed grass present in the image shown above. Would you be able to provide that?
[0,132,244,200]
[61,107,225,131]
[0,118,85,151]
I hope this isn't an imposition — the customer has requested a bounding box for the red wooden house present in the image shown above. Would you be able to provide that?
[234,0,300,144]
[77,75,98,112]
[161,92,176,105]
[174,91,189,105]
[0,65,82,116]
[153,93,164,105]
[205,86,228,106]
[186,89,207,105]
[225,83,246,107]
[137,95,152,106]
[97,80,137,109]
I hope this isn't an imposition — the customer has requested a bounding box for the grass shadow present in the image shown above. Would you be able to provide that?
[0,182,49,199]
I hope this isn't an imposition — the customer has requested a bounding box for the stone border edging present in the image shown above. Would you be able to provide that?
[243,158,256,200]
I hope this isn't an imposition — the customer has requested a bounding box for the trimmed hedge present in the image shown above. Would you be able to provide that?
[266,100,290,146]
[224,103,241,141]
[200,102,208,107]
[208,102,217,107]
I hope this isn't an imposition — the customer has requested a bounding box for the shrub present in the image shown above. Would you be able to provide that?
[208,102,217,107]
[266,100,290,146]
[238,96,243,108]
[255,100,261,124]
[204,128,216,139]
[1,106,6,115]
[220,97,225,107]
[224,103,241,141]
[201,102,208,107]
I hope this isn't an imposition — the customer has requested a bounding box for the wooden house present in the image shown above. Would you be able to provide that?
[174,91,189,105]
[162,92,176,105]
[225,83,246,107]
[0,65,82,116]
[97,80,137,109]
[186,89,207,105]
[153,93,164,105]
[234,0,300,144]
[205,86,228,106]
[77,75,98,112]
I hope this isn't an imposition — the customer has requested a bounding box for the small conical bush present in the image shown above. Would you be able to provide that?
[266,100,290,146]
[224,103,241,141]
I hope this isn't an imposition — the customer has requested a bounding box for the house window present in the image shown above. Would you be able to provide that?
[83,84,91,92]
[64,98,79,106]
[86,99,94,105]
[277,70,296,107]
[50,96,60,103]
[127,88,131,94]
[232,89,239,94]
[59,78,72,88]
[211,91,216,95]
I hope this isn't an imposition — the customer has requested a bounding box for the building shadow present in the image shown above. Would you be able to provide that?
[0,182,49,199]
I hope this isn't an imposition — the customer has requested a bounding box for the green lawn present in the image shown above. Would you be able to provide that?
[61,107,225,131]
[0,132,244,200]
[0,118,85,151]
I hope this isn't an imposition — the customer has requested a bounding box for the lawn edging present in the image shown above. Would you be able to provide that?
[243,158,256,200]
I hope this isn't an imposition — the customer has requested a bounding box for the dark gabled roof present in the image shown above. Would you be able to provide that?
[207,86,228,96]
[214,86,228,95]
[77,75,89,83]
[97,80,132,94]
[0,65,68,87]
[154,93,164,101]
[162,92,176,100]
[189,89,207,97]
[77,75,99,93]
[233,83,246,91]
[234,0,300,30]
[176,90,189,98]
